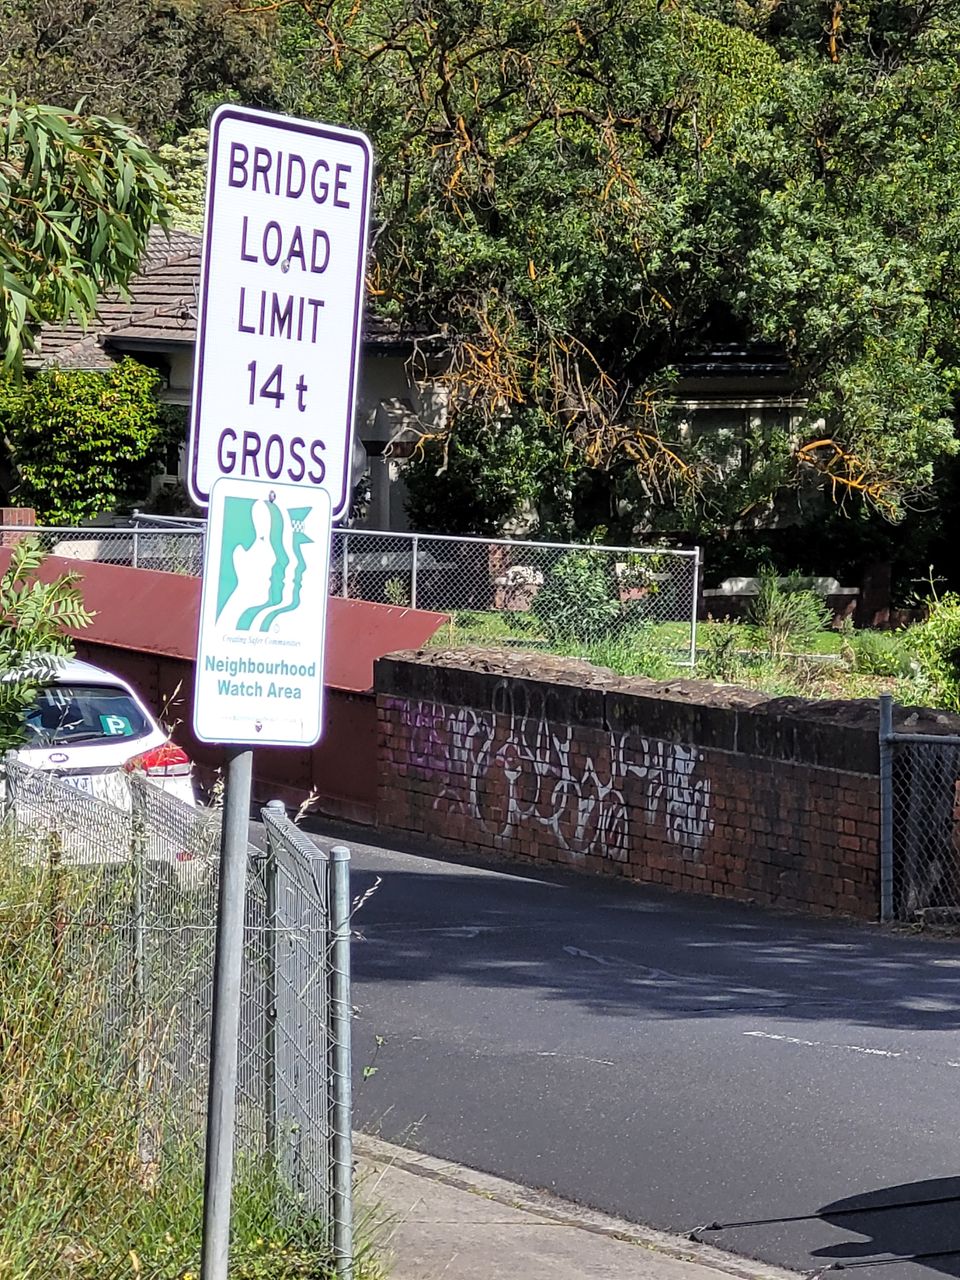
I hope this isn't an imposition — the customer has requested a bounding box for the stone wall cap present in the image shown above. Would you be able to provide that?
[377,645,960,734]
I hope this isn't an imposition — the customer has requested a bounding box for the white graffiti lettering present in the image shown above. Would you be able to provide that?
[385,682,714,860]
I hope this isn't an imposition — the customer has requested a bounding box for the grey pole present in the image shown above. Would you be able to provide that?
[410,534,419,610]
[262,800,284,1172]
[689,547,702,668]
[879,694,895,924]
[329,844,353,1280]
[200,746,254,1280]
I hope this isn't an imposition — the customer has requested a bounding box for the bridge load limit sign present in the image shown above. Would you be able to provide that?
[187,105,372,516]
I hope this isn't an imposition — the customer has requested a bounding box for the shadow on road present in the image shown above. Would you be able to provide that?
[347,853,960,1033]
[813,1179,960,1277]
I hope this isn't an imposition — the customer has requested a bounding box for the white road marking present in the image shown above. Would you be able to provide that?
[744,1030,903,1058]
[744,1029,960,1074]
[536,1051,615,1067]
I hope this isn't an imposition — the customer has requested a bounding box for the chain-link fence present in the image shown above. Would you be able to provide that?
[0,758,354,1279]
[880,694,960,923]
[331,529,702,665]
[0,521,701,665]
[0,523,207,576]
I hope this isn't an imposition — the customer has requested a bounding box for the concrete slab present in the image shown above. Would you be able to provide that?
[356,1136,799,1280]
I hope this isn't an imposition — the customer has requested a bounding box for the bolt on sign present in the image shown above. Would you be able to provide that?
[187,105,373,518]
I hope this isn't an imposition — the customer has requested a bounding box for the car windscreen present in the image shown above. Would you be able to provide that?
[23,683,152,747]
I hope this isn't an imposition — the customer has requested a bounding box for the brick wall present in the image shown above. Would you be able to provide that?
[375,651,884,919]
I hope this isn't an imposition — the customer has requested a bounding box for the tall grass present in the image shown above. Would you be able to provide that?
[0,828,378,1280]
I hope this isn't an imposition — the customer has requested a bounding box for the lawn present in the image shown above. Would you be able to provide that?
[426,608,925,704]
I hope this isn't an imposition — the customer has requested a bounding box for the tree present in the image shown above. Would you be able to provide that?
[0,359,166,522]
[0,94,170,370]
[0,537,93,751]
[0,0,283,144]
[270,0,960,534]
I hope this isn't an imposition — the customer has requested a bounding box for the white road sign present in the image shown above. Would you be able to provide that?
[187,105,373,516]
[193,476,332,747]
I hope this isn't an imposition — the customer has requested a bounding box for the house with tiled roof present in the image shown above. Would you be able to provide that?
[28,229,446,529]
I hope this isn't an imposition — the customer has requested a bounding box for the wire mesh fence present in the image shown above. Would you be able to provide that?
[0,520,701,665]
[330,530,701,664]
[0,524,207,576]
[0,758,354,1279]
[880,695,960,923]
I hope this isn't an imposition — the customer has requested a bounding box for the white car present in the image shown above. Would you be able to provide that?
[14,658,197,807]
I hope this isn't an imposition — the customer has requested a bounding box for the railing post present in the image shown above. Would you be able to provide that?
[879,693,895,923]
[130,779,148,1096]
[2,749,17,826]
[132,526,140,570]
[329,845,353,1280]
[340,531,349,599]
[410,534,419,610]
[689,547,702,668]
[262,800,284,1172]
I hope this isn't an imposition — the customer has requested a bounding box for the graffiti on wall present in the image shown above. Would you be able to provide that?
[386,681,714,861]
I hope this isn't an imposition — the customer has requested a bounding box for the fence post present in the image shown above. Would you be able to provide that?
[262,801,283,1172]
[130,780,147,1095]
[2,749,17,826]
[879,693,895,923]
[340,531,349,598]
[329,844,353,1280]
[689,547,702,668]
[410,534,419,610]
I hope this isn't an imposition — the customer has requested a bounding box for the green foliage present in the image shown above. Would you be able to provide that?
[0,95,169,370]
[0,538,92,752]
[384,576,410,607]
[404,410,565,536]
[0,358,164,522]
[531,550,624,644]
[747,570,832,661]
[574,631,673,680]
[697,620,748,683]
[158,127,210,233]
[909,593,960,712]
[0,0,283,144]
[850,629,917,679]
[265,0,960,531]
[0,845,382,1280]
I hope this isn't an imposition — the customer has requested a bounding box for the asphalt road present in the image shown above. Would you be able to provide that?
[308,823,960,1280]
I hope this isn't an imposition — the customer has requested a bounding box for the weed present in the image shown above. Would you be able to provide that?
[747,570,832,662]
[850,629,918,678]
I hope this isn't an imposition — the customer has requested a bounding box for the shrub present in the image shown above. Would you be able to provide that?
[531,549,623,644]
[697,620,747,683]
[747,569,832,661]
[577,627,673,679]
[0,358,163,522]
[909,593,960,711]
[850,629,917,678]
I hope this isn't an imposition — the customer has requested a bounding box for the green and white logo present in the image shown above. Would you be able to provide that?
[216,493,314,633]
[194,477,332,748]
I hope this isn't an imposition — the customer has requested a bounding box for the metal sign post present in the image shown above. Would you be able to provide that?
[199,746,252,1280]
[188,104,372,1280]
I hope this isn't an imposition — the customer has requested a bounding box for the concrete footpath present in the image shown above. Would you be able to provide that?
[356,1136,798,1280]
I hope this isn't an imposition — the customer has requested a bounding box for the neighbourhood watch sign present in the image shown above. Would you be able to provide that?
[194,477,332,746]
